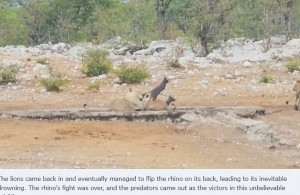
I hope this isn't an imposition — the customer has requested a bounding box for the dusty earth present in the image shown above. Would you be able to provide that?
[1,53,300,169]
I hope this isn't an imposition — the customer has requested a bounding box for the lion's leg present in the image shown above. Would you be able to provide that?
[297,93,300,110]
[294,93,299,110]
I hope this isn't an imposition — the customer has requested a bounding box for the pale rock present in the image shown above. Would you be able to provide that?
[98,74,107,79]
[286,38,300,48]
[270,35,286,45]
[35,43,52,51]
[51,42,69,53]
[279,139,293,146]
[250,79,257,84]
[201,80,209,87]
[113,84,120,88]
[113,78,120,83]
[1,59,24,67]
[225,74,234,79]
[100,36,122,49]
[40,74,50,79]
[33,63,46,71]
[204,73,212,77]
[180,112,202,122]
[226,157,237,162]
[74,65,80,70]
[234,71,241,77]
[167,75,177,80]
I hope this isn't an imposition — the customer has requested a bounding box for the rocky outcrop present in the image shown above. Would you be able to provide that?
[0,106,265,121]
[1,35,300,67]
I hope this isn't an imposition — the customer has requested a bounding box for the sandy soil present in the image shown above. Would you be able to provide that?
[0,55,300,168]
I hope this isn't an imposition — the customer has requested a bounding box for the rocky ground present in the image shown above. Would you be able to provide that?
[0,36,300,168]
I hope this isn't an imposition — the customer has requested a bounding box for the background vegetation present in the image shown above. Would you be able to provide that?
[0,0,299,56]
[81,49,112,77]
[116,65,150,84]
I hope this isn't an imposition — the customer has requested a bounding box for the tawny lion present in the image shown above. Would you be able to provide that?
[286,80,300,110]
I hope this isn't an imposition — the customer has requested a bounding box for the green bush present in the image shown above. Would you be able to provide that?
[36,58,48,64]
[81,49,112,77]
[0,8,29,46]
[116,65,150,84]
[39,79,69,92]
[259,75,273,83]
[285,58,300,73]
[0,64,18,84]
[87,80,101,90]
[48,66,63,78]
[167,58,182,68]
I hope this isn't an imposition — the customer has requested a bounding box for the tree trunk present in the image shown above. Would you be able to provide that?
[284,0,294,42]
[196,24,210,57]
[158,11,168,40]
[155,0,172,40]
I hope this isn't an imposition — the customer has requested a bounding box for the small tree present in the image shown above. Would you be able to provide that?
[116,65,150,84]
[0,7,29,46]
[39,79,69,92]
[190,0,237,56]
[0,64,18,84]
[155,0,172,40]
[81,49,112,77]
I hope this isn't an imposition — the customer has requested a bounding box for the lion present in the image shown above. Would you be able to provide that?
[109,88,146,111]
[109,77,174,112]
[142,92,176,111]
[286,80,300,110]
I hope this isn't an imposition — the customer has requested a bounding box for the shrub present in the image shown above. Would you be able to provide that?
[285,58,300,73]
[36,58,48,64]
[115,65,150,84]
[48,66,63,78]
[0,64,18,84]
[87,80,101,90]
[39,79,69,92]
[0,8,29,46]
[81,49,112,77]
[259,75,273,83]
[167,58,182,68]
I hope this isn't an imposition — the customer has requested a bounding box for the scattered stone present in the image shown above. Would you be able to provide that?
[234,71,241,77]
[269,145,276,150]
[225,74,234,79]
[33,63,46,71]
[243,61,252,68]
[100,36,122,49]
[11,86,18,90]
[204,73,212,77]
[226,157,238,162]
[98,74,107,79]
[180,112,202,122]
[250,79,257,84]
[51,42,70,53]
[279,139,293,146]
[1,59,24,67]
[113,84,120,88]
[201,80,209,87]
